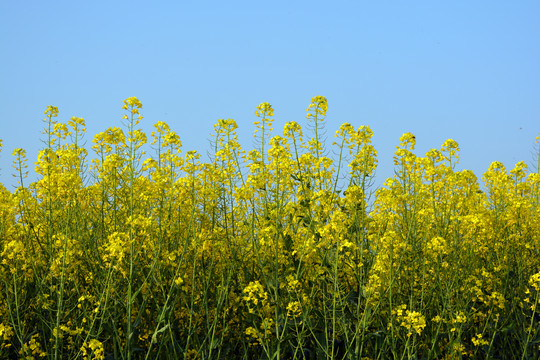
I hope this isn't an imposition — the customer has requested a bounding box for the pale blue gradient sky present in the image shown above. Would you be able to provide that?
[1,0,539,190]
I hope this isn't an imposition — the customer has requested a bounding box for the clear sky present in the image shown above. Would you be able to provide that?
[1,0,539,191]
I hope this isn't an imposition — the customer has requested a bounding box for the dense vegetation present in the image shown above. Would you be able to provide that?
[0,96,539,359]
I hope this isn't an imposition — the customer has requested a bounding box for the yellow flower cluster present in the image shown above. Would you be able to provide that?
[81,339,104,360]
[243,281,269,313]
[19,334,46,359]
[391,304,426,337]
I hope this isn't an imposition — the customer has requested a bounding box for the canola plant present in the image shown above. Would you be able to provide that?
[0,97,539,359]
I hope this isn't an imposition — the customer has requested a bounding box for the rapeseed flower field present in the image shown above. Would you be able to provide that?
[0,96,539,359]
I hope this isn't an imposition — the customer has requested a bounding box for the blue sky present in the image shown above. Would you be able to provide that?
[1,0,539,190]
